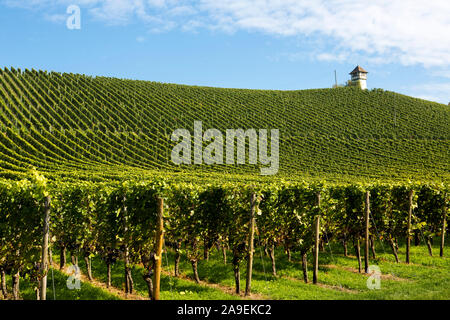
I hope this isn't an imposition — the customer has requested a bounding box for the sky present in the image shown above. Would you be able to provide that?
[0,0,449,104]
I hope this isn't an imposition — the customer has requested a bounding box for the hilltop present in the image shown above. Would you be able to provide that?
[0,67,448,183]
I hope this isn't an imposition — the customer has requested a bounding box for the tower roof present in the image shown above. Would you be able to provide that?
[349,65,368,75]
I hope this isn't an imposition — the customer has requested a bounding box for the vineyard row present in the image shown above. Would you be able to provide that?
[0,172,448,299]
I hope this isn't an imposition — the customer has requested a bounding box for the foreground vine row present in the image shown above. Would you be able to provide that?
[0,171,447,299]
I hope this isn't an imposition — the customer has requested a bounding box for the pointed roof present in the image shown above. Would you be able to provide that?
[349,65,368,75]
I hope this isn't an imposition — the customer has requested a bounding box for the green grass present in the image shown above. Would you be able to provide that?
[5,240,448,300]
[51,252,240,300]
[163,240,450,300]
[4,268,119,300]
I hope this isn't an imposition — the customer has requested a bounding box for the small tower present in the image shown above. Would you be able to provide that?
[349,65,368,89]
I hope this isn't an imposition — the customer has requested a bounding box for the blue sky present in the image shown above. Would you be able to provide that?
[1,0,449,104]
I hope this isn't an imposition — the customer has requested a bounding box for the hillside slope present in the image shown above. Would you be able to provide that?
[0,67,448,182]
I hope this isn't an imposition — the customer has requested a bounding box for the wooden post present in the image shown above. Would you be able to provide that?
[355,239,362,272]
[245,193,257,296]
[313,192,321,284]
[152,197,164,301]
[440,193,447,258]
[406,190,413,264]
[123,196,131,295]
[40,196,51,300]
[364,191,370,274]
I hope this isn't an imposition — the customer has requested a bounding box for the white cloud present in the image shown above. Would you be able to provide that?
[316,52,349,63]
[429,69,450,79]
[88,0,145,25]
[197,0,450,68]
[3,0,450,68]
[408,83,450,104]
[43,13,67,24]
[136,35,146,42]
[167,5,196,17]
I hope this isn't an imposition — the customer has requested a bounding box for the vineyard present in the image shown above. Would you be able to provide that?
[0,67,448,182]
[0,67,449,300]
[0,171,448,300]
